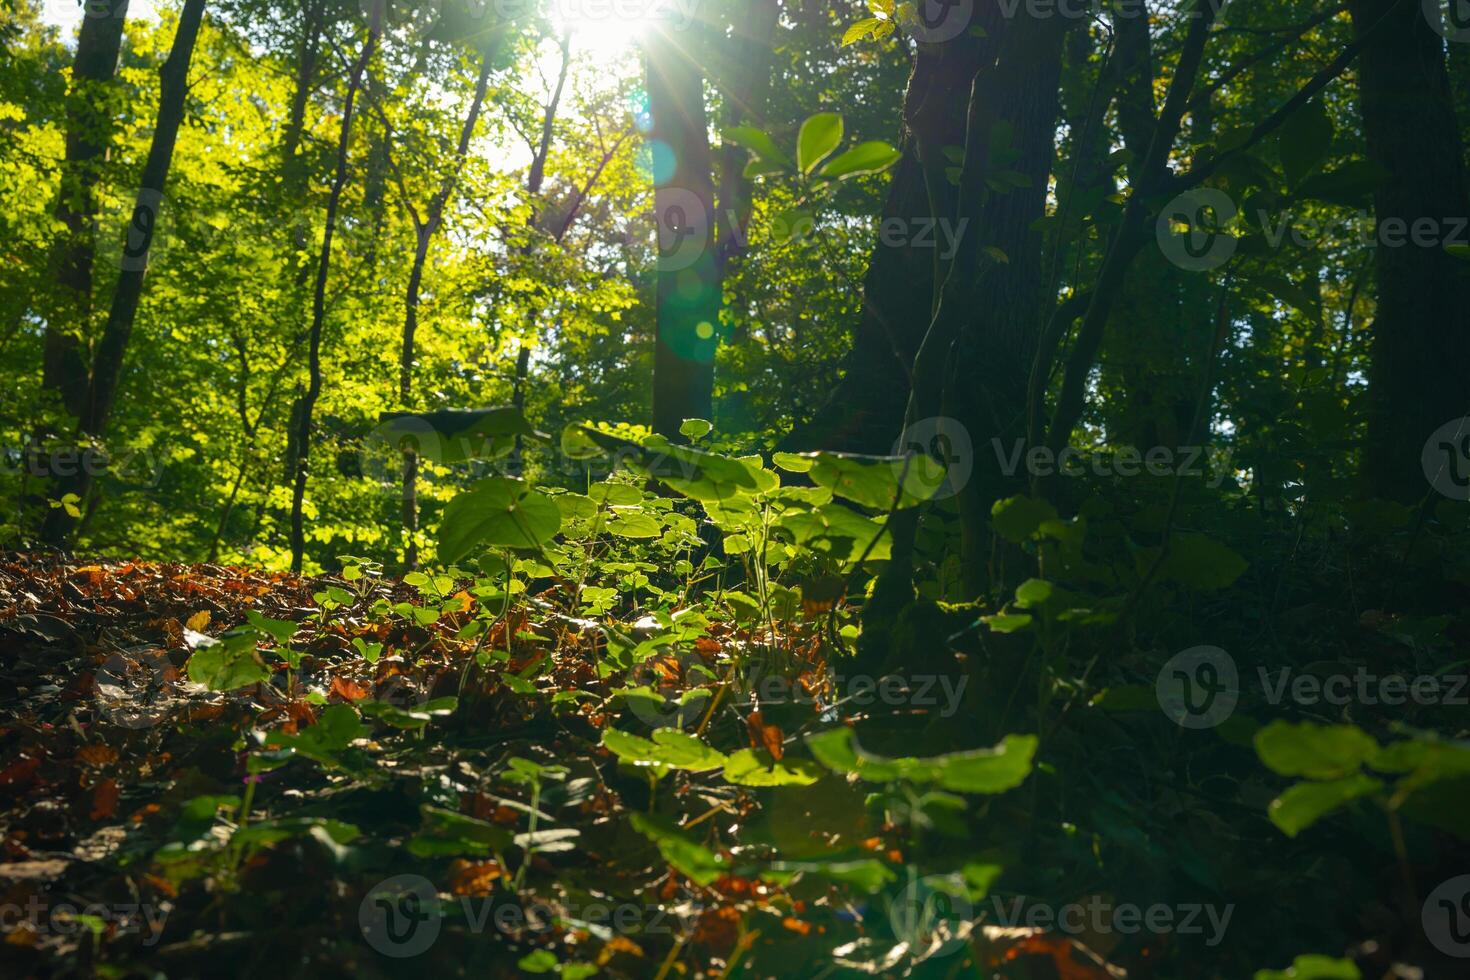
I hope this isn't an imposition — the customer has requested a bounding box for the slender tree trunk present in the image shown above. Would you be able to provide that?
[713,0,779,278]
[43,0,130,419]
[289,13,380,573]
[397,53,493,569]
[41,0,206,547]
[645,23,719,437]
[1349,0,1470,501]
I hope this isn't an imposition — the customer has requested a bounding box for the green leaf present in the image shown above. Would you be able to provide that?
[1295,160,1388,207]
[819,141,902,179]
[629,813,728,885]
[1161,533,1248,591]
[776,503,891,564]
[1254,955,1362,980]
[409,804,513,857]
[244,610,298,647]
[358,697,458,730]
[264,704,365,765]
[1254,721,1379,780]
[376,407,544,464]
[991,496,1059,544]
[725,125,791,168]
[841,16,884,46]
[765,858,895,892]
[803,451,945,511]
[187,630,270,691]
[679,418,713,441]
[602,728,728,771]
[798,112,844,175]
[437,477,561,564]
[804,728,1037,793]
[722,749,822,786]
[1276,99,1334,187]
[1268,775,1383,837]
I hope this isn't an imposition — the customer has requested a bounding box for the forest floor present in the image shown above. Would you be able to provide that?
[0,552,1125,979]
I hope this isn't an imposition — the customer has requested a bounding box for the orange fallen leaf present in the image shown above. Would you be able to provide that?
[185,610,212,632]
[329,676,370,701]
[447,858,504,896]
[746,710,784,761]
[90,777,119,821]
[76,744,119,768]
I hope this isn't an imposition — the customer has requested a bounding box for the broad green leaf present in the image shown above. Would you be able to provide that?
[602,727,728,771]
[187,630,270,691]
[819,141,902,179]
[1254,955,1362,980]
[1268,775,1382,837]
[798,112,844,175]
[679,418,713,441]
[244,610,298,647]
[725,125,791,167]
[805,728,1037,793]
[991,496,1059,543]
[437,477,561,564]
[629,812,728,885]
[722,749,821,786]
[776,503,892,564]
[764,859,895,892]
[409,804,513,857]
[1254,721,1379,780]
[1161,533,1248,590]
[376,407,543,464]
[804,451,944,510]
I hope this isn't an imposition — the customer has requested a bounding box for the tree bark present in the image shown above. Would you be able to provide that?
[41,0,205,547]
[43,0,130,419]
[1349,0,1470,502]
[645,22,719,438]
[397,52,494,569]
[289,13,380,573]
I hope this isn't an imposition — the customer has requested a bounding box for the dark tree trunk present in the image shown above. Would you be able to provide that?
[778,35,984,455]
[713,0,780,278]
[41,0,205,547]
[1349,0,1470,502]
[645,23,719,438]
[398,52,493,569]
[289,13,380,573]
[43,0,130,420]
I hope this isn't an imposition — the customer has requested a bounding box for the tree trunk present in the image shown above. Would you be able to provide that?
[645,23,719,438]
[1349,0,1470,502]
[398,52,493,569]
[43,0,130,420]
[289,13,379,573]
[713,0,780,278]
[777,35,984,454]
[41,0,205,547]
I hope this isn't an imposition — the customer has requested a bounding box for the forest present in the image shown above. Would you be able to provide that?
[1,0,1469,976]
